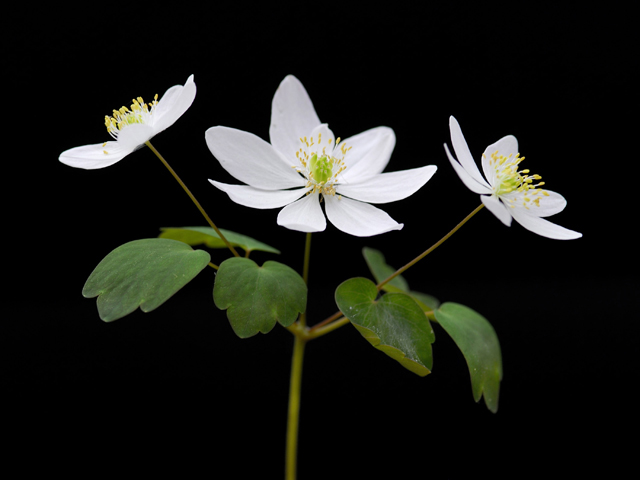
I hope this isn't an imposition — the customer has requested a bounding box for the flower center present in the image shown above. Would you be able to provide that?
[487,151,549,209]
[294,131,349,196]
[104,95,158,140]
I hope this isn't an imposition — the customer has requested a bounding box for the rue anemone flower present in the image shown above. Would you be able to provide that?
[206,75,437,237]
[445,116,581,240]
[59,75,196,169]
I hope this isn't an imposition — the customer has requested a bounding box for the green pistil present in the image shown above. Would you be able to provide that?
[496,167,521,195]
[309,153,332,184]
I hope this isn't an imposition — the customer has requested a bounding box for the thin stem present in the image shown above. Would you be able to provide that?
[285,335,306,480]
[377,203,485,290]
[302,232,312,286]
[208,262,219,270]
[306,316,350,340]
[308,310,343,333]
[145,141,240,258]
[297,232,312,329]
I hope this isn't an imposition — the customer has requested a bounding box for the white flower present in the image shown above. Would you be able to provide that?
[445,116,581,240]
[59,75,196,169]
[206,75,437,237]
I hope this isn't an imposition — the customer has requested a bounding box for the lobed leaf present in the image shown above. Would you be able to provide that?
[213,257,307,338]
[82,238,211,322]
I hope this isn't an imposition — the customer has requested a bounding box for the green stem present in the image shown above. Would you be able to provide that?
[297,232,312,329]
[145,140,240,258]
[302,232,312,286]
[377,203,485,290]
[285,334,306,480]
[308,310,343,333]
[306,316,349,340]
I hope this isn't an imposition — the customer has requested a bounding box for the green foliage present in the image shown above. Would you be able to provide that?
[335,277,435,376]
[213,257,307,338]
[159,226,280,254]
[434,303,503,413]
[82,238,211,322]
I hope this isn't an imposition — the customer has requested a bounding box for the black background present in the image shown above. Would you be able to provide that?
[5,3,635,478]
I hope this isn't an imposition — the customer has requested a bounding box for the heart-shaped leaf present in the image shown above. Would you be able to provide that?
[83,238,211,322]
[213,257,307,338]
[434,302,502,413]
[335,277,434,376]
[159,226,280,254]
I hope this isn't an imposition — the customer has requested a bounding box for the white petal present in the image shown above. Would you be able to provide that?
[270,75,321,161]
[277,193,326,232]
[481,135,518,182]
[510,207,582,240]
[324,195,403,237]
[205,126,304,190]
[209,180,309,209]
[529,189,567,217]
[151,74,196,133]
[307,124,336,155]
[481,195,512,226]
[336,165,437,204]
[449,116,490,188]
[59,141,133,169]
[445,144,493,194]
[501,189,567,218]
[339,127,396,183]
[117,123,155,151]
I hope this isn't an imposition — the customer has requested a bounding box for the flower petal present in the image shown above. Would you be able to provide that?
[336,165,437,204]
[481,135,518,182]
[116,123,155,151]
[528,189,567,217]
[482,195,512,226]
[209,180,309,209]
[501,190,567,217]
[59,141,133,169]
[152,75,197,133]
[205,126,305,190]
[445,144,493,194]
[307,124,336,155]
[449,116,490,188]
[339,127,396,183]
[324,195,403,237]
[270,75,321,161]
[510,208,582,239]
[277,193,326,232]
[501,189,567,217]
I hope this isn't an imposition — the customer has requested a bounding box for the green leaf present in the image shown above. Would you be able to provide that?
[362,247,409,293]
[335,277,435,376]
[434,302,502,413]
[213,257,307,338]
[83,238,211,322]
[159,226,280,254]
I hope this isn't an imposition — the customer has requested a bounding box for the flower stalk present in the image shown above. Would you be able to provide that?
[376,203,485,290]
[285,334,306,480]
[145,141,240,257]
